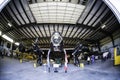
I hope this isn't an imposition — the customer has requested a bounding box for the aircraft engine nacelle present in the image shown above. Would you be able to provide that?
[51,32,63,52]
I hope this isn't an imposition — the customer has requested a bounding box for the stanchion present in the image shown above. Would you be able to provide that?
[34,63,37,68]
[34,60,37,68]
[80,63,84,68]
[43,63,47,72]
[20,59,22,63]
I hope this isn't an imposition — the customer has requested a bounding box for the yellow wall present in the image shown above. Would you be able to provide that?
[114,48,120,65]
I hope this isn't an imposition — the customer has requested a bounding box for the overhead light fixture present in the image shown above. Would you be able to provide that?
[101,24,106,29]
[2,34,14,43]
[15,42,20,46]
[8,23,12,27]
[0,31,2,36]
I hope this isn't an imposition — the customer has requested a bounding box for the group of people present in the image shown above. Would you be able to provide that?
[87,51,110,64]
[87,55,95,65]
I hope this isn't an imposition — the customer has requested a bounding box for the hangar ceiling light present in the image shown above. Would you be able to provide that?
[15,42,20,46]
[29,2,85,24]
[101,24,106,29]
[8,23,12,27]
[2,34,14,43]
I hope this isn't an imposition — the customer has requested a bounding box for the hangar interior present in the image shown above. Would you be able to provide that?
[0,0,120,80]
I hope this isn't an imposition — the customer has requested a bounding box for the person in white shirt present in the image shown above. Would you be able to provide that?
[87,56,90,64]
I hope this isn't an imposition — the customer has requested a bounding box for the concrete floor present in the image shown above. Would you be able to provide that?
[0,57,120,80]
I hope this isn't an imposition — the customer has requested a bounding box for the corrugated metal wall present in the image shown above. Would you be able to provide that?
[100,29,120,52]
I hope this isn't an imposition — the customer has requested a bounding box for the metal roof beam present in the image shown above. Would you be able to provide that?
[3,23,95,33]
[16,37,95,43]
[2,22,112,39]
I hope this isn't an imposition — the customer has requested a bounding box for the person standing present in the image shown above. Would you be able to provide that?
[87,56,90,64]
[91,55,95,64]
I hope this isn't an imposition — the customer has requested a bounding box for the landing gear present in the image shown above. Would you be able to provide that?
[65,70,67,73]
[46,32,68,73]
[48,67,50,72]
[37,59,42,66]
[73,55,80,66]
[37,55,43,66]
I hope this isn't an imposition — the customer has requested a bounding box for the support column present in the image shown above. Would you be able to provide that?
[110,35,115,47]
[10,42,13,50]
[47,49,51,72]
[96,41,101,52]
[0,36,1,45]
